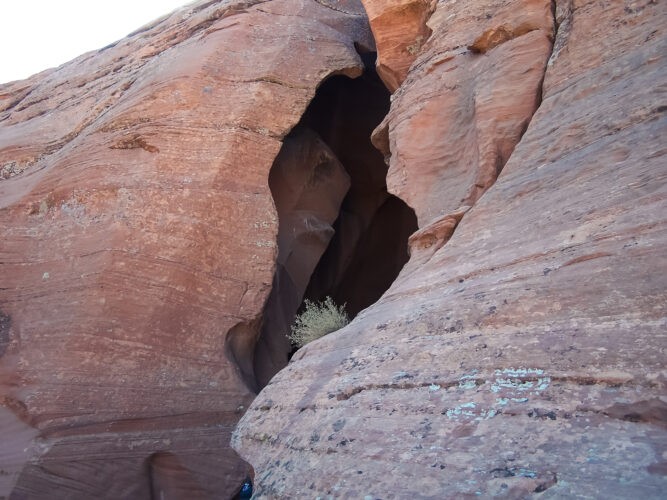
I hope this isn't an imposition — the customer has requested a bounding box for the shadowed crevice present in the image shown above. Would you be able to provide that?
[252,52,417,389]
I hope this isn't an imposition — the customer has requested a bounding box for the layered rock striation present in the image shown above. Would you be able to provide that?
[0,0,374,498]
[234,0,667,498]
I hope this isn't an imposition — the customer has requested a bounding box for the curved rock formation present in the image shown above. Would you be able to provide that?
[233,0,667,498]
[362,0,435,92]
[2,0,665,497]
[0,0,373,498]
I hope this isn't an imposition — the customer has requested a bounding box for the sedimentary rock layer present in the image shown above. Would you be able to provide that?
[0,0,373,498]
[233,0,667,498]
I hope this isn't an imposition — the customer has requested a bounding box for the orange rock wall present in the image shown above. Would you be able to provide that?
[362,0,435,91]
[1,0,665,497]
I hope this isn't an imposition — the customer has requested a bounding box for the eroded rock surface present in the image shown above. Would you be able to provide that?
[234,0,667,498]
[375,0,555,228]
[0,0,373,498]
[361,0,435,92]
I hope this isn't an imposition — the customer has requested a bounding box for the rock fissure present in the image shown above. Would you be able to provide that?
[245,75,311,89]
[251,52,417,390]
[468,24,542,54]
[309,0,367,16]
[332,372,648,402]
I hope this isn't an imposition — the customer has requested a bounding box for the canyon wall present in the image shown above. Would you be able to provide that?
[233,0,667,498]
[0,0,374,498]
[1,0,665,498]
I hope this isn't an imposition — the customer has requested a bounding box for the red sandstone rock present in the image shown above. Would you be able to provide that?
[0,0,373,498]
[361,0,435,92]
[233,0,667,498]
[375,0,555,228]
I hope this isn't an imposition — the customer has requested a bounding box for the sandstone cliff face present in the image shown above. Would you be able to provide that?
[0,0,374,498]
[233,0,667,498]
[2,0,665,497]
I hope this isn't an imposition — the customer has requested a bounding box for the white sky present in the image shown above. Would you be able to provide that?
[0,0,192,84]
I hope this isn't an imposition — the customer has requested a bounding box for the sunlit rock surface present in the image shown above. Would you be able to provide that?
[361,0,435,92]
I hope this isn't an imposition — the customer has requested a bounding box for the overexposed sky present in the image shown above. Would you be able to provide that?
[0,0,192,84]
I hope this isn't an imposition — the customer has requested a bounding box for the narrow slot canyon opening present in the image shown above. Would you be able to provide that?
[252,53,418,390]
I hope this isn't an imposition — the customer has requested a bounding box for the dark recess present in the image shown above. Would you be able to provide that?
[251,52,417,389]
[300,53,417,317]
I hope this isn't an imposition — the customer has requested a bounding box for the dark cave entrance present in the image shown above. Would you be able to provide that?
[252,53,417,389]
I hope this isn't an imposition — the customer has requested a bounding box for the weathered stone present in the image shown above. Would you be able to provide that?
[375,0,555,228]
[2,0,666,497]
[361,0,435,92]
[233,0,667,498]
[0,0,373,498]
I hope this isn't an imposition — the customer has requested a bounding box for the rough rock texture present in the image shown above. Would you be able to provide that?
[362,0,435,92]
[0,0,373,498]
[234,0,667,498]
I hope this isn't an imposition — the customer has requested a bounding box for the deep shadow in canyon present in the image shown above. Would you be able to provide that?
[251,53,418,390]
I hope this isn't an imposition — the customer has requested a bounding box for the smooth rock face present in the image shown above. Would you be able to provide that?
[375,0,555,228]
[233,0,667,498]
[361,0,435,92]
[0,0,373,498]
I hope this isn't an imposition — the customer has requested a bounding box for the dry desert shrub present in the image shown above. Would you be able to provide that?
[288,297,349,348]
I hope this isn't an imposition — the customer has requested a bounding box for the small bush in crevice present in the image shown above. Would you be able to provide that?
[288,297,349,348]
